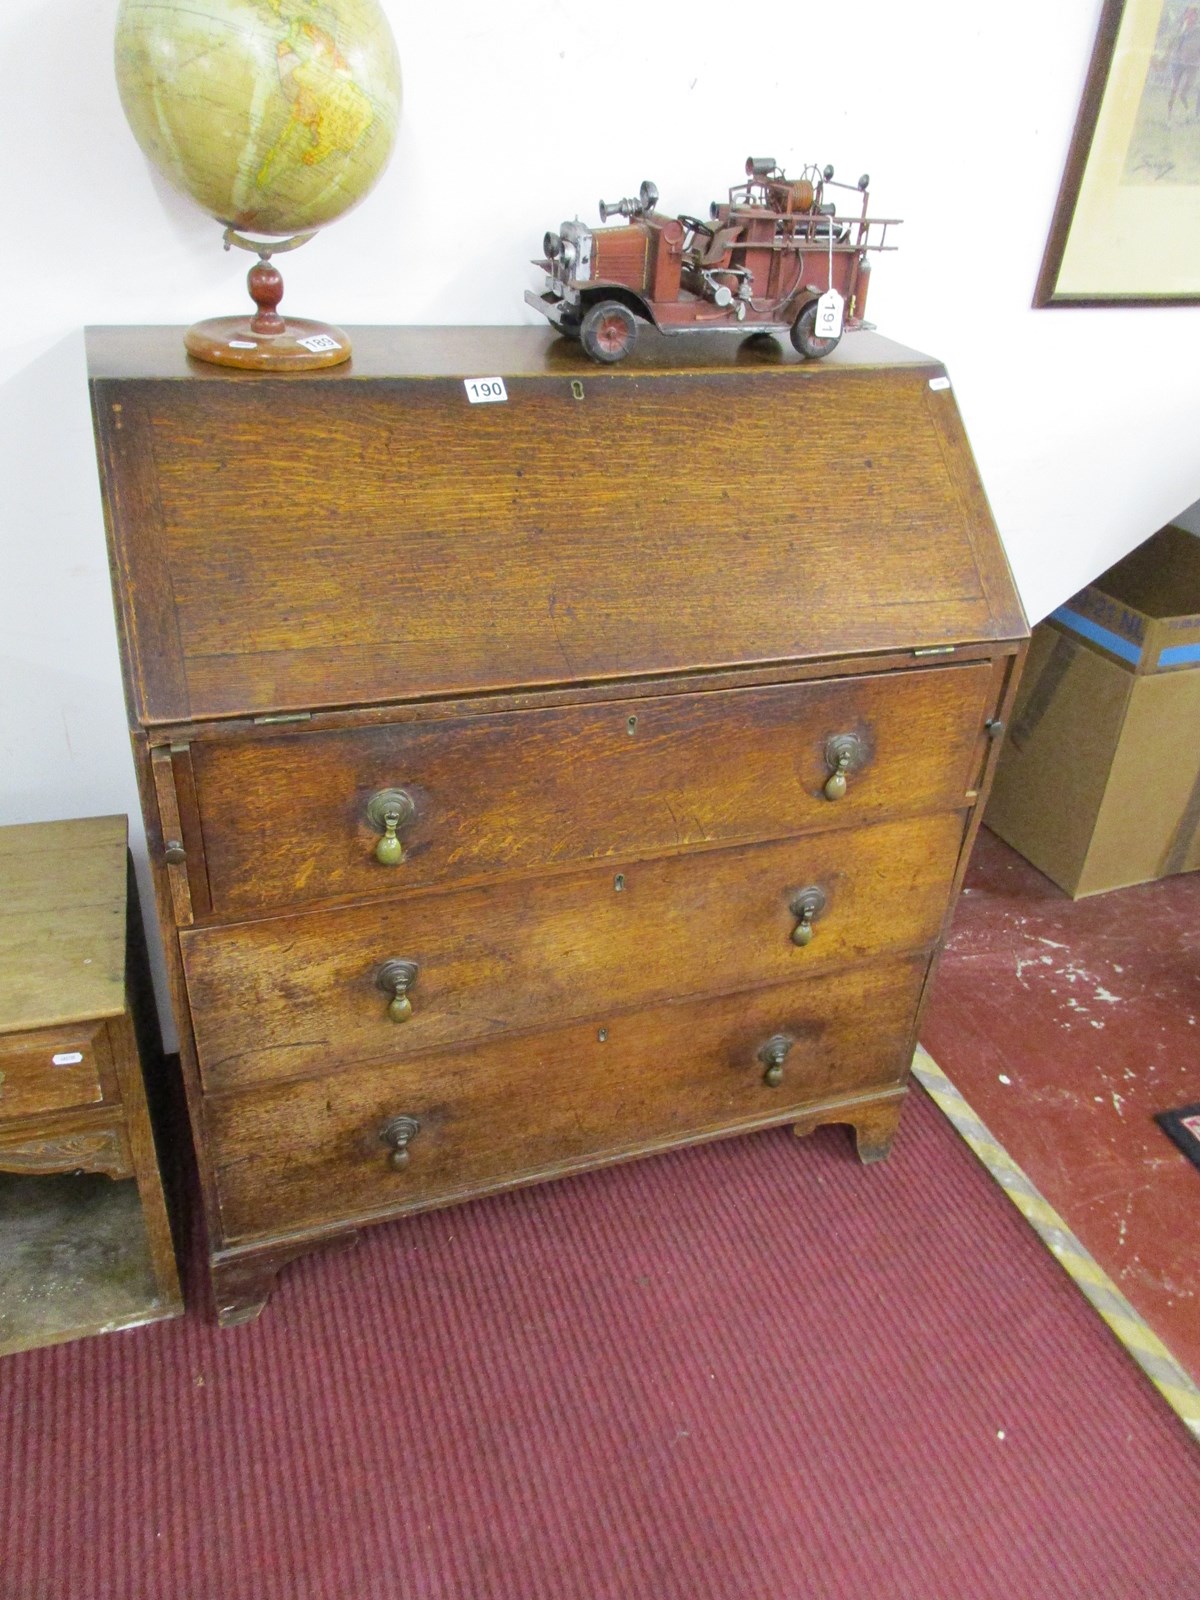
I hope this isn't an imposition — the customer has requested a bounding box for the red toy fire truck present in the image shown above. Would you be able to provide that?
[525,157,899,363]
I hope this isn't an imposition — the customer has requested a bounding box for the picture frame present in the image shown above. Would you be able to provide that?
[1035,0,1200,306]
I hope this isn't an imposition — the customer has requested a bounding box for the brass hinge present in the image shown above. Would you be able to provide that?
[253,711,313,725]
[912,646,956,658]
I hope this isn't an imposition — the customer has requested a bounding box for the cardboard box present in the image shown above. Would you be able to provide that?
[986,524,1200,897]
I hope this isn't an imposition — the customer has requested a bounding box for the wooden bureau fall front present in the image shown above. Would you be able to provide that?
[87,325,1026,1324]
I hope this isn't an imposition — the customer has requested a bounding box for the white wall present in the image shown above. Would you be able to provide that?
[4,0,1200,1036]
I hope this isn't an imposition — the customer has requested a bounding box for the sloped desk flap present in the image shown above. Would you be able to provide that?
[88,326,1024,725]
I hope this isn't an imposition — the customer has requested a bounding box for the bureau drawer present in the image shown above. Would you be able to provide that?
[182,811,965,1093]
[0,1021,110,1123]
[208,955,928,1242]
[184,663,992,916]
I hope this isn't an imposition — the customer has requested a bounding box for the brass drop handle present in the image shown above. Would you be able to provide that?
[366,788,416,865]
[823,733,864,801]
[759,1034,794,1088]
[380,1114,420,1170]
[789,886,827,946]
[377,958,419,1022]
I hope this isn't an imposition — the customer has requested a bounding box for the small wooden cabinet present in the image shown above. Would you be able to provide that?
[87,326,1026,1323]
[0,817,182,1343]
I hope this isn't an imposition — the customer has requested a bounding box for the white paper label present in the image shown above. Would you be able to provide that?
[52,1052,84,1066]
[227,340,257,350]
[299,333,341,354]
[464,377,508,404]
[928,375,952,391]
[814,290,844,341]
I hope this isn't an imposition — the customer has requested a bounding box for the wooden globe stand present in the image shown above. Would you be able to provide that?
[185,231,351,371]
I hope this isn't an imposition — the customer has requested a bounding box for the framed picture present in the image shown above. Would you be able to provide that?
[1036,0,1200,305]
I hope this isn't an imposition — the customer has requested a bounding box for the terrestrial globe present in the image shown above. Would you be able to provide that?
[114,0,402,368]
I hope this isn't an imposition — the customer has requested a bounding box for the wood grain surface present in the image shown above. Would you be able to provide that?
[85,323,939,383]
[87,327,1028,1319]
[188,663,992,917]
[0,1110,133,1181]
[208,955,928,1242]
[0,1021,108,1122]
[0,817,127,1033]
[183,812,965,1093]
[90,330,1018,724]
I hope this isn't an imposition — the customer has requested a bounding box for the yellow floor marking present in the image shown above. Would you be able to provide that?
[912,1045,1200,1444]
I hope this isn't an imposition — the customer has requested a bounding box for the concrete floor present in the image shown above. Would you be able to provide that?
[0,1170,169,1356]
[922,826,1200,1388]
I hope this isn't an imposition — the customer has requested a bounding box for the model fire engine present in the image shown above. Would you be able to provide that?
[525,157,899,363]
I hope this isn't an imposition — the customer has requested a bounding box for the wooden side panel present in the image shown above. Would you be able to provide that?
[109,364,1010,720]
[150,749,193,927]
[182,812,966,1092]
[208,956,929,1242]
[105,1010,183,1312]
[923,382,1027,643]
[128,730,226,1249]
[191,663,993,917]
[89,387,190,723]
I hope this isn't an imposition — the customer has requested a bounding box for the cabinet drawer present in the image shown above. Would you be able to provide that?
[185,663,992,916]
[0,1022,109,1123]
[182,811,965,1093]
[208,955,928,1242]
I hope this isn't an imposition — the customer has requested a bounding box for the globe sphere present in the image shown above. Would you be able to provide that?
[114,0,402,238]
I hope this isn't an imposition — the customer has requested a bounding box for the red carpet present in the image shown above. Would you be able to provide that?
[3,1089,1198,1600]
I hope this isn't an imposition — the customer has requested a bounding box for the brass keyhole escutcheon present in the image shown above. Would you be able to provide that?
[377,958,419,1022]
[823,734,864,801]
[789,886,827,947]
[366,788,416,865]
[758,1034,794,1088]
[380,1114,420,1170]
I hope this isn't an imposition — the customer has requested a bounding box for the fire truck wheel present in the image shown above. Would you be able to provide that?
[790,301,841,360]
[581,301,638,363]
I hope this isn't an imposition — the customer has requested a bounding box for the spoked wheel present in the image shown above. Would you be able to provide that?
[580,300,638,363]
[790,300,841,360]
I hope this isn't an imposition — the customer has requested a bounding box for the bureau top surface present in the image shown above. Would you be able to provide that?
[85,324,938,382]
[0,816,128,1033]
[88,325,1025,726]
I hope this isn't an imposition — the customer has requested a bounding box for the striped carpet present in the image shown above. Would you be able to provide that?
[3,1086,1198,1600]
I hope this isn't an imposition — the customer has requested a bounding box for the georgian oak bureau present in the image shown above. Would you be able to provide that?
[87,325,1026,1324]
